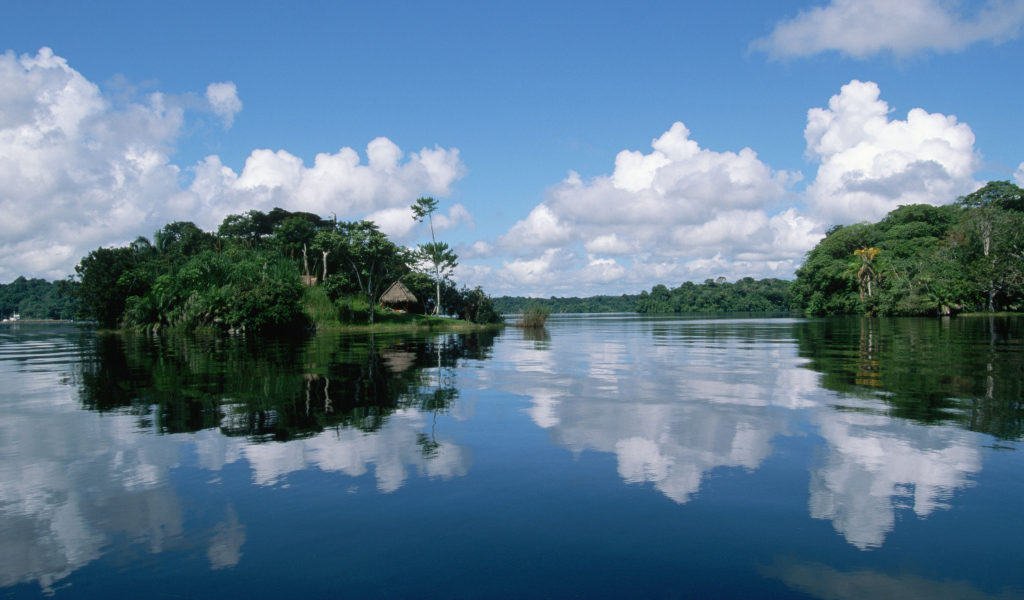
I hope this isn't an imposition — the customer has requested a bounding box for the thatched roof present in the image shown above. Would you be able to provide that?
[380,281,418,305]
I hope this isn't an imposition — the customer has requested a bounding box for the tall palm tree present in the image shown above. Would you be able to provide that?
[852,247,881,301]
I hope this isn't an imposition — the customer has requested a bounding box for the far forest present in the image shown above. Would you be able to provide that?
[635,181,1024,316]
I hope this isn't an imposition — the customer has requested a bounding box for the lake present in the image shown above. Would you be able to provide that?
[1,315,1022,599]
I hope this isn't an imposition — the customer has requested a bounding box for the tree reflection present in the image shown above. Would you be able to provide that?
[75,329,499,440]
[793,317,1024,439]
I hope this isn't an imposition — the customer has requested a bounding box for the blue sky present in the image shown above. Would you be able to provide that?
[2,0,1023,294]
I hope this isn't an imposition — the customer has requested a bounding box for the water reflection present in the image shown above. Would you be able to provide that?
[1,316,1021,596]
[0,341,185,592]
[761,558,1023,600]
[481,315,1021,548]
[0,325,495,593]
[487,320,811,503]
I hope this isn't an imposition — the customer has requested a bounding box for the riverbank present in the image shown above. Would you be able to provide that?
[313,312,503,332]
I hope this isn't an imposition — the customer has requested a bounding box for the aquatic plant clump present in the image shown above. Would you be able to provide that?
[514,304,551,328]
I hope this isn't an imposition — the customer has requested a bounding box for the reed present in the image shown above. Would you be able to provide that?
[514,304,551,328]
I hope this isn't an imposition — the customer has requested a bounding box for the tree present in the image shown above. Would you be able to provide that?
[315,222,408,324]
[73,246,145,327]
[956,181,1024,311]
[415,242,458,315]
[411,197,458,316]
[851,247,881,301]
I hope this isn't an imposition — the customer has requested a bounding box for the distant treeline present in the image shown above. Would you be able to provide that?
[0,277,75,320]
[493,294,641,314]
[637,277,793,313]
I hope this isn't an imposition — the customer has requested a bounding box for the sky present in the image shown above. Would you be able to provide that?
[2,0,1023,295]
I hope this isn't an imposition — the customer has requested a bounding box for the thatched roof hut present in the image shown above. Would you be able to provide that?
[380,281,418,312]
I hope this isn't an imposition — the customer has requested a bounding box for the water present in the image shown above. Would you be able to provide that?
[1,315,1022,599]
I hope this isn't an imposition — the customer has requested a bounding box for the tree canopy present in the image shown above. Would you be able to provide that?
[792,184,1024,316]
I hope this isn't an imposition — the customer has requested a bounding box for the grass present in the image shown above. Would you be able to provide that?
[302,286,500,331]
[958,312,1024,317]
[512,304,551,328]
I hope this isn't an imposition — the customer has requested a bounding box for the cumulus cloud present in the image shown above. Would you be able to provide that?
[479,122,810,294]
[0,48,466,281]
[804,80,981,223]
[205,82,242,128]
[187,138,465,228]
[461,80,987,296]
[751,0,1024,59]
[1015,162,1024,186]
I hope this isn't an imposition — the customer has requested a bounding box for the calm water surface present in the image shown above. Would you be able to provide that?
[1,315,1022,599]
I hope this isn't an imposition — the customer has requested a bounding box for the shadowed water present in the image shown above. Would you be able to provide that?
[0,315,1021,598]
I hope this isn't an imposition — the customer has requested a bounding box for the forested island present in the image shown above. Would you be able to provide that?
[47,200,503,332]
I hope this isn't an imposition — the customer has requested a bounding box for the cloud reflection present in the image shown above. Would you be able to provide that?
[484,319,984,547]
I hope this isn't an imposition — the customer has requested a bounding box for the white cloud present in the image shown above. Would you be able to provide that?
[457,240,495,260]
[804,80,981,223]
[463,80,985,296]
[189,139,465,227]
[1015,162,1024,186]
[498,204,574,249]
[205,82,242,128]
[476,122,808,294]
[583,234,634,255]
[432,202,474,231]
[0,48,466,282]
[752,0,1024,59]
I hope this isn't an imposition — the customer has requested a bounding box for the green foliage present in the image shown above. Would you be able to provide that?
[0,276,76,320]
[64,206,499,333]
[454,286,504,324]
[302,285,341,328]
[515,304,551,328]
[410,196,459,316]
[119,248,304,332]
[638,277,792,314]
[314,222,409,324]
[74,246,148,327]
[493,294,640,314]
[794,186,1024,316]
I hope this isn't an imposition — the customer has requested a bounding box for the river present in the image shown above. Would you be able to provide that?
[1,315,1021,598]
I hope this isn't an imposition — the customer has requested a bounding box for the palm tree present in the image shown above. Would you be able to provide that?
[852,247,881,301]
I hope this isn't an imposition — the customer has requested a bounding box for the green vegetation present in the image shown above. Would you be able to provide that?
[0,276,76,320]
[411,196,458,316]
[63,207,503,332]
[637,277,792,313]
[792,182,1024,316]
[493,294,640,314]
[513,304,552,328]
